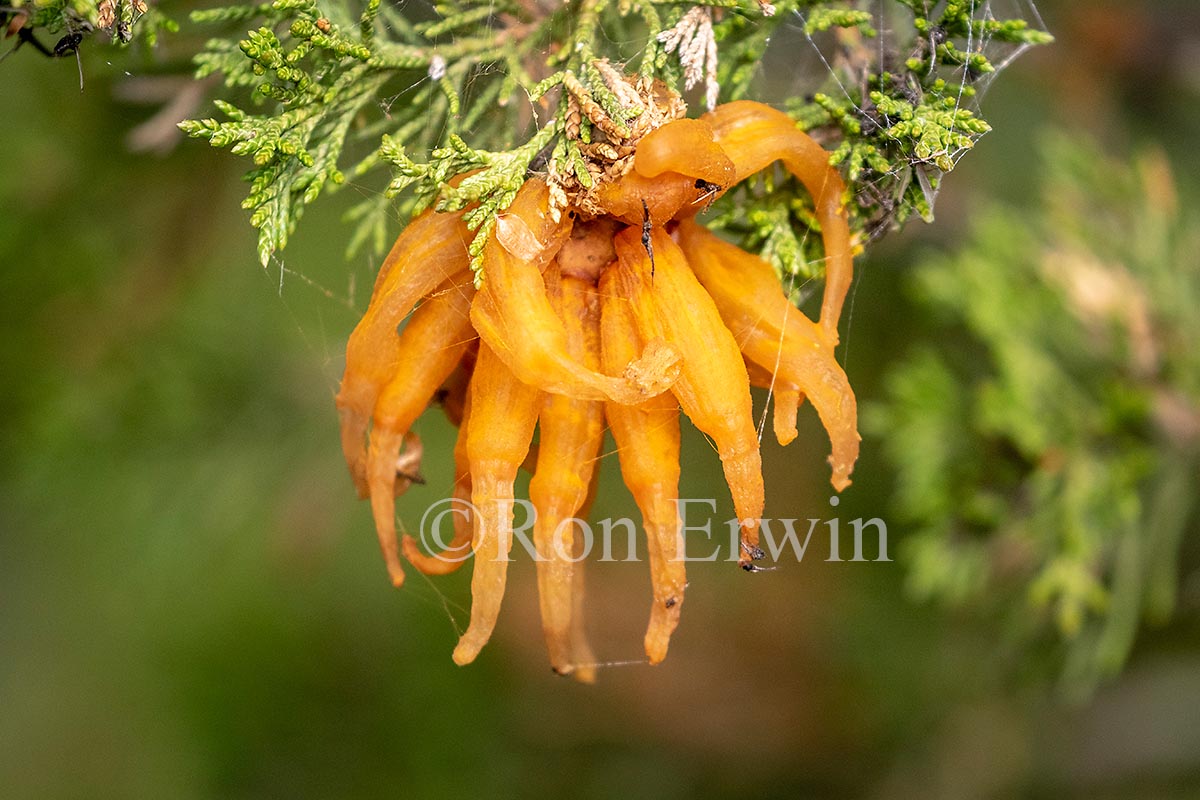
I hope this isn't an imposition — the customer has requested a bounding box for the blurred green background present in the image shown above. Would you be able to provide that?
[2,1,1199,797]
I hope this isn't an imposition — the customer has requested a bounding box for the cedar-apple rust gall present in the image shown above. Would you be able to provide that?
[418,496,890,567]
[336,85,862,677]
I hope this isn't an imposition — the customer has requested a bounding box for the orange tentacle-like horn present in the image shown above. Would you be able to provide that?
[679,220,860,490]
[599,268,687,662]
[363,273,477,586]
[470,179,683,404]
[703,101,854,343]
[337,209,472,494]
[611,226,766,568]
[529,266,606,678]
[452,343,542,666]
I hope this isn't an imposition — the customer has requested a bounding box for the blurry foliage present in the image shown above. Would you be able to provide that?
[868,134,1200,693]
[179,0,1050,279]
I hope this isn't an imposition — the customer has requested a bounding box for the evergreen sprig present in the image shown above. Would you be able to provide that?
[716,0,1051,278]
[182,0,1050,281]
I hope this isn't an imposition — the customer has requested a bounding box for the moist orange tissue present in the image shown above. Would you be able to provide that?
[336,73,861,679]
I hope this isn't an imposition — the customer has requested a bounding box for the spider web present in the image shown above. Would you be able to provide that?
[266,0,1049,677]
[784,0,1048,387]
